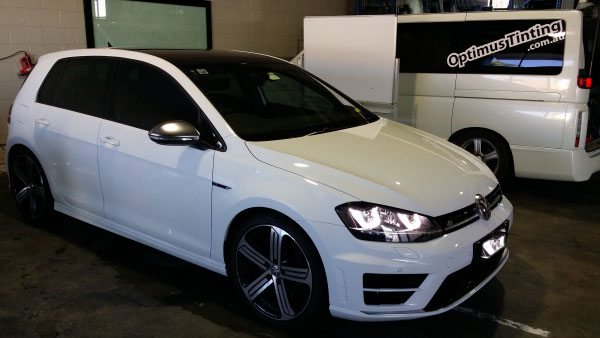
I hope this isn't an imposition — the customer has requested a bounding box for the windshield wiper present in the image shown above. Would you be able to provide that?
[304,127,333,137]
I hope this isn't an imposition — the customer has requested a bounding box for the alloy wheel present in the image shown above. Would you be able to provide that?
[10,154,47,219]
[236,225,312,321]
[460,138,501,174]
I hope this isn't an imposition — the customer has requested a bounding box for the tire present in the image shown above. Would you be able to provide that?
[227,213,327,327]
[8,148,54,223]
[452,130,513,184]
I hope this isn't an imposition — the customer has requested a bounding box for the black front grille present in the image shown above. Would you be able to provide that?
[424,221,508,311]
[434,185,503,233]
[487,185,503,209]
[363,273,427,305]
[363,273,427,289]
[364,291,414,305]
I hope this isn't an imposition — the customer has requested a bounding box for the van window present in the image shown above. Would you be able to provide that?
[113,60,198,131]
[397,19,566,75]
[37,60,65,105]
[457,20,565,75]
[55,58,115,117]
[397,22,461,73]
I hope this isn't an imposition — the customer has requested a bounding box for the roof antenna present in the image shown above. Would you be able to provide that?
[107,41,112,47]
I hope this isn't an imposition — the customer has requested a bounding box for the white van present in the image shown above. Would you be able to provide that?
[295,9,600,182]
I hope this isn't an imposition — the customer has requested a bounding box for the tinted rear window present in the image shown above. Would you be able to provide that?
[55,58,115,117]
[37,60,65,105]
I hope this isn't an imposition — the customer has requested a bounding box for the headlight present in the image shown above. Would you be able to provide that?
[335,202,442,243]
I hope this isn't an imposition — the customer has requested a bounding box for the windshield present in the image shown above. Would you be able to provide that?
[180,63,378,141]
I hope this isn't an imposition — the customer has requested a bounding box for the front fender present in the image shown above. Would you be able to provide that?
[210,136,353,266]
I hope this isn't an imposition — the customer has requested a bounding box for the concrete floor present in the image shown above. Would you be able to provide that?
[0,168,599,337]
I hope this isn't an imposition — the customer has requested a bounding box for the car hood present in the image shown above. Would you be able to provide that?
[246,118,499,216]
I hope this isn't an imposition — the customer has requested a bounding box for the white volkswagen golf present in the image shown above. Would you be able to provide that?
[6,49,513,325]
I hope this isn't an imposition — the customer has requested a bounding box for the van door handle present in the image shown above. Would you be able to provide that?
[35,118,50,126]
[100,136,120,146]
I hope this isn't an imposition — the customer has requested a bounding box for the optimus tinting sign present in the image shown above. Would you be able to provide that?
[447,20,565,68]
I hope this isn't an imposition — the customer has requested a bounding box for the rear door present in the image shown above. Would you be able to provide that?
[582,4,600,147]
[33,57,115,216]
[453,12,574,149]
[97,59,214,257]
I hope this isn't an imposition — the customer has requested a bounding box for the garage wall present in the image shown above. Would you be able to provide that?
[0,0,86,144]
[211,0,353,59]
[0,0,353,144]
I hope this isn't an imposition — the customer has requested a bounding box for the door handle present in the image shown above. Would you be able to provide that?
[100,136,120,146]
[35,118,50,126]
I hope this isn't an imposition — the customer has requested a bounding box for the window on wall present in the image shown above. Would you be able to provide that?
[84,0,212,49]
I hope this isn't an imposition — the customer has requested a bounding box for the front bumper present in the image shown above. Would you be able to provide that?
[332,250,509,321]
[303,197,513,321]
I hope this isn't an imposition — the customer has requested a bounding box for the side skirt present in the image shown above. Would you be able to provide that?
[54,202,227,276]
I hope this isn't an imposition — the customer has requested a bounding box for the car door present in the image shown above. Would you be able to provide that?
[97,59,214,257]
[33,57,115,216]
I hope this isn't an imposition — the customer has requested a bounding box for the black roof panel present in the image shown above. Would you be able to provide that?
[132,49,289,66]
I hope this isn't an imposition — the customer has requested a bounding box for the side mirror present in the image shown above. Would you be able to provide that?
[148,120,200,146]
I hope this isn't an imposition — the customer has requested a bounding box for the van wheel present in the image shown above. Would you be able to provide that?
[453,131,512,184]
[9,149,54,223]
[227,213,327,327]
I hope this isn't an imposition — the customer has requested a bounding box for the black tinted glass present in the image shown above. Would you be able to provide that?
[55,58,114,116]
[582,5,600,79]
[37,60,65,105]
[181,64,378,141]
[114,61,198,131]
[457,20,565,75]
[397,22,461,74]
[397,20,565,75]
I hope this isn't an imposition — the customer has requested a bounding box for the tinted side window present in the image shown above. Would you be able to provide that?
[55,58,114,117]
[397,22,462,74]
[457,20,565,75]
[37,60,65,105]
[397,20,565,75]
[114,61,198,131]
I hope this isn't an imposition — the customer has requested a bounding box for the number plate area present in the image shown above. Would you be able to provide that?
[477,221,509,260]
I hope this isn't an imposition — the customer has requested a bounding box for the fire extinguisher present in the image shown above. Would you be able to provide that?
[19,53,34,76]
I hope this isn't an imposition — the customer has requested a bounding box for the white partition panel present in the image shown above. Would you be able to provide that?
[304,15,397,104]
